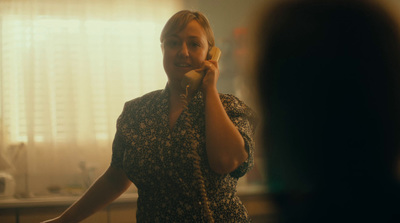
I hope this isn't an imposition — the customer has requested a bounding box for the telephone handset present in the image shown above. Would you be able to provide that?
[181,47,222,93]
[180,47,221,223]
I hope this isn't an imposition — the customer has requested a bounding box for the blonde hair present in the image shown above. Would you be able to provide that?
[160,10,215,51]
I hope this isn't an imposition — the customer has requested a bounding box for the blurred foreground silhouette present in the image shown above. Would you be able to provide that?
[251,0,400,222]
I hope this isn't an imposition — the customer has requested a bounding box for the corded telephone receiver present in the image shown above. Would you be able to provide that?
[181,46,222,94]
[180,46,221,223]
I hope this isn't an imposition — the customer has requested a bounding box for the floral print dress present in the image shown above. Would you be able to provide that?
[111,86,257,222]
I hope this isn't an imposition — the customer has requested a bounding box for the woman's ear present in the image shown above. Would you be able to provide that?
[160,43,164,54]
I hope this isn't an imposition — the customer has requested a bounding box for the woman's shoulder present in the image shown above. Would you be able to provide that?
[219,93,250,111]
[124,89,164,108]
[219,93,242,102]
[117,89,165,124]
[219,93,258,137]
[219,93,257,119]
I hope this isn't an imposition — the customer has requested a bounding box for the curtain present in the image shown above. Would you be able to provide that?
[0,0,181,196]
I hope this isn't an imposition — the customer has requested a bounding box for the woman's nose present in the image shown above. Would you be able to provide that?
[178,43,189,57]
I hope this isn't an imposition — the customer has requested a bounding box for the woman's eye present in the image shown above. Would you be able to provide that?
[189,42,201,47]
[165,40,179,47]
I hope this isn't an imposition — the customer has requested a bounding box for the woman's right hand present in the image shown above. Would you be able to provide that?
[39,166,131,223]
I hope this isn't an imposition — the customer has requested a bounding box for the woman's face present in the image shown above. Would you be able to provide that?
[162,20,209,84]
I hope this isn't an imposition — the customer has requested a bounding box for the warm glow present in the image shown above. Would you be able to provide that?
[0,0,180,195]
[2,17,168,144]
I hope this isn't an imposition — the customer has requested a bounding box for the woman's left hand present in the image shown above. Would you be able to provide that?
[200,60,219,93]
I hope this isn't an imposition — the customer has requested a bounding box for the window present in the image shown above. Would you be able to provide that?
[0,0,180,195]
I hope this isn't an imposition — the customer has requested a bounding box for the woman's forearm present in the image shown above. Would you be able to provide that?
[42,165,131,223]
[203,87,248,175]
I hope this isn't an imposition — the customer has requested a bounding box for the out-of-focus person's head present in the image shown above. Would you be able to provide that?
[249,0,400,222]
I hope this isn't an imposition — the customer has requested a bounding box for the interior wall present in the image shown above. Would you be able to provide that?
[179,0,267,95]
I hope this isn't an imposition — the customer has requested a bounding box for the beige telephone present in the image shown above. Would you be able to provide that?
[181,47,222,93]
[179,46,221,223]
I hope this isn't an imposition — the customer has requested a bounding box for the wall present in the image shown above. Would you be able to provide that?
[180,0,267,95]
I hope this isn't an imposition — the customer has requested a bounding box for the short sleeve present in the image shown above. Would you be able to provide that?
[221,95,258,178]
[111,103,129,169]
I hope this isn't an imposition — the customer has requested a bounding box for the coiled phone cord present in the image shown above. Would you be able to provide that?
[180,85,215,223]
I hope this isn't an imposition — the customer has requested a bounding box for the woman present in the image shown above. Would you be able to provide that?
[250,0,400,222]
[43,10,256,223]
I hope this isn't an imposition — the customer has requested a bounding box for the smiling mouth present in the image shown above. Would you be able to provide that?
[175,63,191,68]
